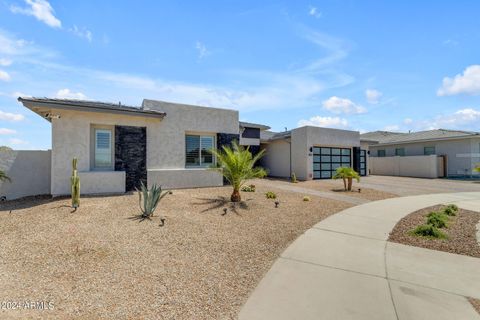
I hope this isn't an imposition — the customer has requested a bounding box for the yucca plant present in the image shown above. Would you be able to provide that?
[210,141,267,202]
[332,167,360,191]
[0,169,11,183]
[71,158,80,209]
[136,181,170,219]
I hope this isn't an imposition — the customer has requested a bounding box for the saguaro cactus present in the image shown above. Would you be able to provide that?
[71,158,80,209]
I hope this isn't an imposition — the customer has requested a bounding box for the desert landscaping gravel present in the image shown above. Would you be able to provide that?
[389,205,480,258]
[0,184,351,319]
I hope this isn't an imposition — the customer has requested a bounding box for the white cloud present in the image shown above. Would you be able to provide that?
[0,58,12,66]
[10,0,61,28]
[365,89,382,104]
[8,138,28,145]
[69,25,92,42]
[0,128,16,135]
[0,110,25,121]
[308,6,322,18]
[0,70,11,81]
[403,118,413,124]
[55,89,87,100]
[383,125,400,131]
[322,96,366,114]
[298,116,348,129]
[437,65,480,96]
[195,41,210,59]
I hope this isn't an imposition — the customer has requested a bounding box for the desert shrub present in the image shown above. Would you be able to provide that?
[410,224,447,239]
[291,172,298,183]
[241,184,256,192]
[265,191,277,199]
[303,196,311,202]
[426,212,449,228]
[443,204,458,216]
[137,182,170,219]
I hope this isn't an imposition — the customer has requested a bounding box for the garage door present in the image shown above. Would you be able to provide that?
[313,147,352,179]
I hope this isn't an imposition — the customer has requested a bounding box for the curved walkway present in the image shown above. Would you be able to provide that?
[240,192,480,320]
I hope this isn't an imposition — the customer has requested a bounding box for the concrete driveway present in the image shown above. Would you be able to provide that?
[240,192,480,320]
[355,175,480,196]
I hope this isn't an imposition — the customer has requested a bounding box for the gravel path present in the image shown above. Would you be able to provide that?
[0,185,350,319]
[389,205,480,258]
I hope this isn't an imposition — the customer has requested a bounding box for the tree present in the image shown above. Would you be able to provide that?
[0,169,11,183]
[332,167,360,191]
[211,141,267,202]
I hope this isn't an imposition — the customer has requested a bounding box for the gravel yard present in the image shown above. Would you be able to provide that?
[388,205,480,258]
[0,184,350,319]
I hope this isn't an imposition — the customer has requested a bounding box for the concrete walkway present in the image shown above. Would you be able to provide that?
[240,192,480,320]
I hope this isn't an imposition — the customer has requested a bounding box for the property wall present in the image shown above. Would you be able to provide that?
[291,126,360,180]
[147,168,223,189]
[261,139,291,178]
[369,155,439,178]
[79,171,126,194]
[50,100,238,195]
[0,150,51,200]
[369,138,480,177]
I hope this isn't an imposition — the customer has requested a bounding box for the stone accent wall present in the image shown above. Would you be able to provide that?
[247,145,261,157]
[217,133,239,150]
[115,125,147,191]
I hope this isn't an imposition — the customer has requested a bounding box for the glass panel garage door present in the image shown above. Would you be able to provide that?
[313,147,351,179]
[360,150,367,176]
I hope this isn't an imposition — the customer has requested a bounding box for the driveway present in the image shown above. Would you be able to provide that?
[355,175,480,196]
[240,192,480,320]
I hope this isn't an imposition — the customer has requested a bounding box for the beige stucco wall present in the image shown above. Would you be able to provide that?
[79,171,126,194]
[50,100,239,196]
[0,150,51,200]
[261,139,291,178]
[148,168,223,189]
[369,138,480,176]
[292,126,360,180]
[369,155,439,178]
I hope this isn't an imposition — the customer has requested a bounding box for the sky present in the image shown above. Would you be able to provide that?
[1,0,480,150]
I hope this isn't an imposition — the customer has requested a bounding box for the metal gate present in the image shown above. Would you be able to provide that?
[313,147,352,179]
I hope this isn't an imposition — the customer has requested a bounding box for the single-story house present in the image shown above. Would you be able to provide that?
[362,129,480,177]
[1,97,368,199]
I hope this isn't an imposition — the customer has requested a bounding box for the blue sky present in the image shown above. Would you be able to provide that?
[1,0,480,150]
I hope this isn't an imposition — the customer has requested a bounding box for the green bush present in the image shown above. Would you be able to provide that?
[426,212,449,228]
[410,224,447,239]
[443,204,458,216]
[241,184,256,192]
[291,172,298,183]
[265,191,277,199]
[303,196,311,202]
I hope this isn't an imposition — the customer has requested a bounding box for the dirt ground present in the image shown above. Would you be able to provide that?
[388,205,480,258]
[0,184,351,319]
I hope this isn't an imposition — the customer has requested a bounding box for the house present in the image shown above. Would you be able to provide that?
[3,97,367,199]
[362,129,480,177]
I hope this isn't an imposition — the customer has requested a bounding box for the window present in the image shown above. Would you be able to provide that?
[424,146,435,155]
[186,135,215,167]
[395,148,405,156]
[377,149,386,157]
[94,129,113,169]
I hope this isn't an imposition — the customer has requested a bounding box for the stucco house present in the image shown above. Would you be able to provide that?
[362,129,480,177]
[2,97,368,199]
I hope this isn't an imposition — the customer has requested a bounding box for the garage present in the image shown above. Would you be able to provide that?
[313,147,352,179]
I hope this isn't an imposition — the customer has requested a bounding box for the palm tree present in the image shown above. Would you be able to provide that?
[0,169,11,183]
[211,141,267,202]
[332,167,360,191]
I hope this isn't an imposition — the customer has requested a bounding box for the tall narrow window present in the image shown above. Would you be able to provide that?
[424,146,435,155]
[377,149,386,157]
[395,148,405,156]
[186,135,215,167]
[95,129,112,168]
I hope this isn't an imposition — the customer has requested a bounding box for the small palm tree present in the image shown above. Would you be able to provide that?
[211,141,267,202]
[0,169,11,183]
[332,167,360,191]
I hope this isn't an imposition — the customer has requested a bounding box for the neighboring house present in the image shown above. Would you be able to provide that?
[362,129,480,177]
[2,97,367,199]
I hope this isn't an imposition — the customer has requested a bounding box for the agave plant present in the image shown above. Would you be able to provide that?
[210,141,267,202]
[332,167,360,191]
[0,169,11,183]
[136,181,170,220]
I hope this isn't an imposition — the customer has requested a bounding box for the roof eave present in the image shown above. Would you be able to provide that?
[372,134,480,146]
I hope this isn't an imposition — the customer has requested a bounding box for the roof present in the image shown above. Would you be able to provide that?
[360,131,403,142]
[240,121,270,130]
[18,97,166,121]
[365,129,480,145]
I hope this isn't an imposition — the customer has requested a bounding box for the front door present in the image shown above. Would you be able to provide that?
[115,125,147,191]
